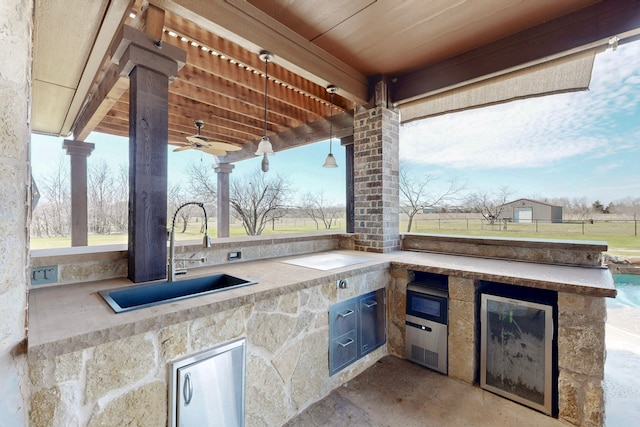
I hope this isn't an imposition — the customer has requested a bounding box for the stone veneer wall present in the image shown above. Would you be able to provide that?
[353,106,400,253]
[28,269,389,426]
[0,1,32,425]
[387,265,607,427]
[402,233,607,267]
[31,233,348,287]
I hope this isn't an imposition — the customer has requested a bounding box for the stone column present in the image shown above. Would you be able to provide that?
[352,80,400,252]
[557,293,606,427]
[0,0,31,425]
[63,140,95,246]
[215,162,234,238]
[448,276,478,384]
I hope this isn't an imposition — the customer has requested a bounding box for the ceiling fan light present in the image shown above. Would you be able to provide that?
[255,136,274,155]
[323,152,338,168]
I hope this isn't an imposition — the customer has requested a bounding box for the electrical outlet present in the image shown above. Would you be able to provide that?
[228,251,242,261]
[31,265,58,286]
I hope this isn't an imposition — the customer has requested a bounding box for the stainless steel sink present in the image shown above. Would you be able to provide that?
[98,274,257,313]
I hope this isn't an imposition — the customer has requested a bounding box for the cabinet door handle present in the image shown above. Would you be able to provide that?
[338,309,354,318]
[183,372,193,406]
[338,338,354,348]
[364,300,377,308]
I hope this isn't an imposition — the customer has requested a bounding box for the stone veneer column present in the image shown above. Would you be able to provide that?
[448,276,477,384]
[352,81,400,252]
[215,162,234,238]
[557,293,606,427]
[63,140,95,246]
[0,0,31,425]
[387,266,410,356]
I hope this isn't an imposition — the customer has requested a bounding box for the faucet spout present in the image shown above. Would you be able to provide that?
[168,202,211,282]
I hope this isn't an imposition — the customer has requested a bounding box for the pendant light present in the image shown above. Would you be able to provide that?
[256,50,274,172]
[323,85,338,168]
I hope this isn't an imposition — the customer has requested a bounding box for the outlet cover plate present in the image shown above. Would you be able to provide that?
[31,265,58,286]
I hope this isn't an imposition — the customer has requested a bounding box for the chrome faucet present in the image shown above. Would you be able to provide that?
[168,202,212,282]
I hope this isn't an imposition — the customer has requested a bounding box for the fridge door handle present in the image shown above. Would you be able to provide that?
[183,372,193,406]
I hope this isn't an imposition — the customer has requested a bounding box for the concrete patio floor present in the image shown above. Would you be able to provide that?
[285,356,566,427]
[286,300,640,427]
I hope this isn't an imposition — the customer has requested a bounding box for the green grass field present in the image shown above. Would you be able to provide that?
[30,217,640,258]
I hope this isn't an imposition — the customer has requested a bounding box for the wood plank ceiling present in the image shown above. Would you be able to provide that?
[90,5,353,153]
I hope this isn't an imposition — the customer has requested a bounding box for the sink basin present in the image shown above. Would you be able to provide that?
[98,274,257,313]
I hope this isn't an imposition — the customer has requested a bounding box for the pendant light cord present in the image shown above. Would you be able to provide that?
[263,57,269,137]
[329,90,334,153]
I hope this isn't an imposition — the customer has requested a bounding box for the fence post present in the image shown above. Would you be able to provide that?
[466,218,469,230]
[635,214,637,237]
[535,220,538,233]
[582,221,585,235]
[438,218,441,229]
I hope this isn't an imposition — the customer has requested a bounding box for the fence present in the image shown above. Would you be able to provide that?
[405,217,639,238]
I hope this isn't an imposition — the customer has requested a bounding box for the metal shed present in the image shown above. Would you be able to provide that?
[498,198,563,223]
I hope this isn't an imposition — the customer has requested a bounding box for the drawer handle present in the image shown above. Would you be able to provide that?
[364,300,377,308]
[338,309,354,318]
[338,338,354,348]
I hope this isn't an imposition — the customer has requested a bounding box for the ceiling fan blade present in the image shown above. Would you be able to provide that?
[187,135,208,144]
[207,141,242,152]
[199,146,227,156]
[173,145,194,152]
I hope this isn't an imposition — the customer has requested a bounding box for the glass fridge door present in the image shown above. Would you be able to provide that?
[481,294,553,415]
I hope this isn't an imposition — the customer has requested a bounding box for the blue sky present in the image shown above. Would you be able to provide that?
[400,39,640,205]
[31,40,639,206]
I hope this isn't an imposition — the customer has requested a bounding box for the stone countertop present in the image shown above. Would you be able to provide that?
[27,249,615,361]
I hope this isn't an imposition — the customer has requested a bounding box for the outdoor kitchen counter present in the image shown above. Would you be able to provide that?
[28,249,615,361]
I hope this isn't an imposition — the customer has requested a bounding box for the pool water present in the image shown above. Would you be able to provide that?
[609,274,640,309]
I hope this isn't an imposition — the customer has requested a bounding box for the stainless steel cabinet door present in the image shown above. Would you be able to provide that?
[171,339,245,427]
[358,288,386,357]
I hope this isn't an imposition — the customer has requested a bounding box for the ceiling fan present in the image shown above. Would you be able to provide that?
[173,120,242,156]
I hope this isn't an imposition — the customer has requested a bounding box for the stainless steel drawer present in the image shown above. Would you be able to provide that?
[329,330,358,375]
[330,299,357,337]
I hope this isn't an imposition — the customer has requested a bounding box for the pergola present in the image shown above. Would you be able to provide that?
[31,0,640,282]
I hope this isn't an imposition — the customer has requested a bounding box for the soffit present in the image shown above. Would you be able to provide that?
[246,0,601,75]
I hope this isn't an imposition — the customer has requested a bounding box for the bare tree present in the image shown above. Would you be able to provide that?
[300,191,342,230]
[88,160,116,234]
[465,186,513,224]
[230,170,292,235]
[185,160,216,205]
[35,156,70,237]
[399,164,466,232]
[112,163,129,231]
[168,183,197,233]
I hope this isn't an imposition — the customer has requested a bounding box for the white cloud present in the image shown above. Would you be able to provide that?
[400,40,640,170]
